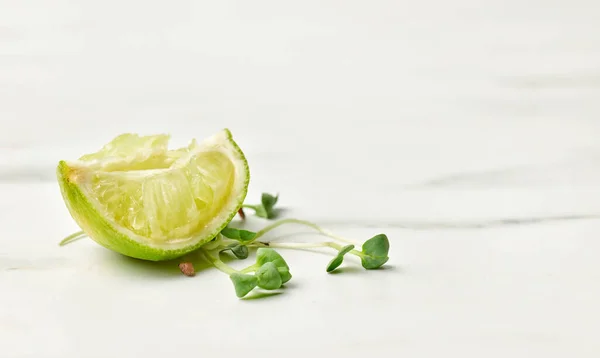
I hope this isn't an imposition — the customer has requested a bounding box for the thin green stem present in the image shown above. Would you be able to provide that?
[254,218,360,245]
[251,241,342,250]
[201,250,238,275]
[59,231,86,246]
[240,263,260,274]
[349,249,364,257]
[242,204,259,211]
[250,240,363,257]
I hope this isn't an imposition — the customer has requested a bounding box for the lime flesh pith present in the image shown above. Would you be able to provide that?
[57,129,250,261]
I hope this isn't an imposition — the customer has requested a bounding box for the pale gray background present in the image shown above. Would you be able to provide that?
[1,1,600,357]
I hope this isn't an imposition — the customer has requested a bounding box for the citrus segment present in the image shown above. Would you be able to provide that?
[57,129,249,261]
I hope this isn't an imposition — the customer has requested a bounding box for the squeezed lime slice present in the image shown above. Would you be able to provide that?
[57,129,250,261]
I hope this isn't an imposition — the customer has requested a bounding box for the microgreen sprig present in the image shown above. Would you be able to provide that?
[242,193,279,219]
[198,200,390,298]
[201,242,292,298]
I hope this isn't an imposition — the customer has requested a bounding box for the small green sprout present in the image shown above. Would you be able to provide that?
[243,193,279,219]
[359,234,390,269]
[260,193,278,217]
[256,248,292,284]
[202,245,292,298]
[326,244,355,272]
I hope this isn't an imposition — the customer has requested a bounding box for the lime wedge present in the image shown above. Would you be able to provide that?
[57,129,250,261]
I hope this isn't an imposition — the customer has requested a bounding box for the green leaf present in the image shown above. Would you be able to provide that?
[249,193,279,219]
[326,244,355,272]
[261,193,279,218]
[256,262,283,290]
[253,206,269,218]
[360,234,390,269]
[256,248,292,284]
[221,244,249,260]
[229,273,258,298]
[221,227,257,242]
[230,245,249,259]
[256,248,289,268]
[277,266,292,284]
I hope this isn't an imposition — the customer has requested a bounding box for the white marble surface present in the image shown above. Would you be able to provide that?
[2,1,600,357]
